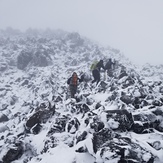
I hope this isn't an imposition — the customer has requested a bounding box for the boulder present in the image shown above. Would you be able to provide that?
[17,50,32,70]
[93,128,115,153]
[0,113,9,123]
[96,137,155,163]
[2,142,23,163]
[90,118,105,132]
[66,117,80,134]
[47,115,69,135]
[32,51,49,67]
[132,112,161,133]
[76,131,88,144]
[26,103,55,134]
[105,109,134,131]
[120,93,133,105]
[76,103,90,113]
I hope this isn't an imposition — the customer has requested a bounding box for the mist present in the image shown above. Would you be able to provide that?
[0,0,163,65]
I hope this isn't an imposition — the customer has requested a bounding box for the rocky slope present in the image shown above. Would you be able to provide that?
[0,28,163,163]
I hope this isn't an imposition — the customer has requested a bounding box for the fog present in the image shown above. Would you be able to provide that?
[0,0,163,65]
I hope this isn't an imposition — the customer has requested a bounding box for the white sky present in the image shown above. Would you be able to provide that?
[0,0,163,65]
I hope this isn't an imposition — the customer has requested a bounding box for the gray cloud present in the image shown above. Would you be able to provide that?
[0,0,163,65]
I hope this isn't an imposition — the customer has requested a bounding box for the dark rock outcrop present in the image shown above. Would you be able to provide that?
[105,109,134,131]
[0,113,9,123]
[17,50,32,70]
[26,103,55,134]
[2,142,24,163]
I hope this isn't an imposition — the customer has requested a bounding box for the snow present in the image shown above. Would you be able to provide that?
[0,30,163,163]
[29,144,76,163]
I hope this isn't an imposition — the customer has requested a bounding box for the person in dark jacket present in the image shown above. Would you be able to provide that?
[105,58,113,77]
[92,60,105,85]
[67,72,81,98]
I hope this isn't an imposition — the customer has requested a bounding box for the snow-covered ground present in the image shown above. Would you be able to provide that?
[0,29,163,163]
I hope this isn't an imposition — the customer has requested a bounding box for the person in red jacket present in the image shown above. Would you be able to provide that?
[67,72,82,98]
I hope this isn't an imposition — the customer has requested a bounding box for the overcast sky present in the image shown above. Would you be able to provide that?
[0,0,163,65]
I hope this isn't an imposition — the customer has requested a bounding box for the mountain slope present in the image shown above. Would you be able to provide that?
[0,29,163,163]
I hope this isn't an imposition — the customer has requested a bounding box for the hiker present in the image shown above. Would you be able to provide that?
[105,58,113,77]
[67,72,82,98]
[112,59,118,70]
[91,60,105,84]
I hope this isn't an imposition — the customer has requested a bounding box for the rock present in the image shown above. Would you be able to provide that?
[122,76,135,88]
[132,97,142,109]
[132,121,144,134]
[76,103,90,113]
[105,91,117,102]
[0,62,8,71]
[148,141,162,150]
[75,146,87,153]
[76,131,87,144]
[105,109,134,131]
[47,115,69,135]
[0,125,9,133]
[17,50,32,69]
[0,113,9,123]
[159,86,163,93]
[133,120,160,134]
[133,112,157,122]
[32,51,49,67]
[66,117,80,134]
[80,72,91,82]
[90,119,105,132]
[0,104,8,111]
[0,90,7,97]
[96,137,154,163]
[120,93,133,105]
[95,102,102,109]
[100,81,107,90]
[54,95,62,102]
[42,136,59,153]
[10,95,18,105]
[152,100,162,106]
[2,142,23,163]
[26,104,55,134]
[119,70,128,79]
[156,121,163,132]
[66,32,84,48]
[132,112,161,133]
[86,97,95,105]
[21,79,29,86]
[93,128,114,153]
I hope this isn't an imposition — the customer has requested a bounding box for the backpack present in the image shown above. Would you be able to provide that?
[90,61,98,71]
[70,74,78,86]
